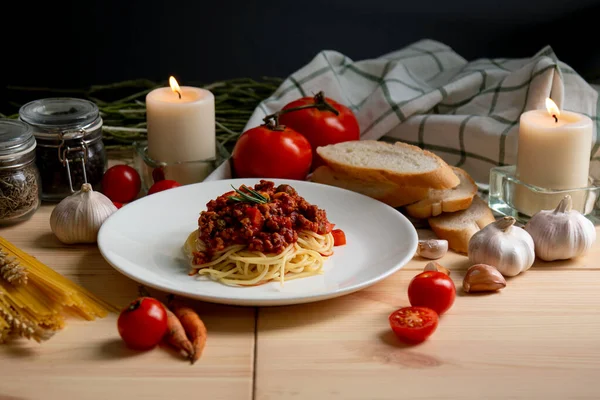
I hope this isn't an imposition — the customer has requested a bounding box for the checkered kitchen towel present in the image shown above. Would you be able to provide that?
[207,39,600,184]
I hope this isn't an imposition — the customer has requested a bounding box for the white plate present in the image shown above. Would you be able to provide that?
[97,178,418,306]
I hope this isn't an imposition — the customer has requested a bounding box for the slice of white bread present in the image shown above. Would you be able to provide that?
[428,196,495,254]
[310,165,430,208]
[404,167,477,219]
[316,140,460,189]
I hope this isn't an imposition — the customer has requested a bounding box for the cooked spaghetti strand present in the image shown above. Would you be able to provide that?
[183,180,343,287]
[187,231,333,286]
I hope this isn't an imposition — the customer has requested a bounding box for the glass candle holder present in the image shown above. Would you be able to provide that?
[488,165,600,225]
[133,141,226,193]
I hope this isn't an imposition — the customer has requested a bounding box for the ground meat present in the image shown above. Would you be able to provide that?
[196,180,331,259]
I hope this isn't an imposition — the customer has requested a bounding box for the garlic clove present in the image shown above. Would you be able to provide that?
[524,195,596,261]
[416,239,448,259]
[423,261,451,275]
[50,183,118,244]
[462,264,506,293]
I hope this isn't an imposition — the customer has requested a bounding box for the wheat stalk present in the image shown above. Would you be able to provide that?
[0,249,28,285]
[0,302,55,343]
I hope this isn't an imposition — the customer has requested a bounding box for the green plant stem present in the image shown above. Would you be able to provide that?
[3,76,283,157]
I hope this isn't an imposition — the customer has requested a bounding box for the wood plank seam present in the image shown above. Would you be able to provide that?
[252,306,259,400]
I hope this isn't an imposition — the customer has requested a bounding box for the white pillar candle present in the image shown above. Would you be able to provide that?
[146,77,216,185]
[514,98,593,216]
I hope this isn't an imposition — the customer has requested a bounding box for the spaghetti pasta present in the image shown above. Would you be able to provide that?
[182,180,345,287]
[0,237,119,342]
[184,229,334,286]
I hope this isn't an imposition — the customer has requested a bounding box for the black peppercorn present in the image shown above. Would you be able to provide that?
[35,137,106,199]
[18,98,108,202]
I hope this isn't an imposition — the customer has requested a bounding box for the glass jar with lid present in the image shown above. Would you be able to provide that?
[0,119,42,225]
[19,98,107,201]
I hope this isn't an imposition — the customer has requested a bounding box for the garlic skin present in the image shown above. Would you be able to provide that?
[463,264,506,293]
[468,216,535,277]
[524,195,596,261]
[50,183,118,244]
[423,261,451,275]
[416,239,448,259]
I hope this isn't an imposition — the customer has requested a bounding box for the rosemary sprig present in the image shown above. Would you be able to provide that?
[228,185,269,204]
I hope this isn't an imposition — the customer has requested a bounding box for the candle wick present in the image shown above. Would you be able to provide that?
[552,114,558,123]
[176,90,182,100]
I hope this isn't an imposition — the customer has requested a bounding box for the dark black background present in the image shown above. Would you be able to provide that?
[2,0,599,111]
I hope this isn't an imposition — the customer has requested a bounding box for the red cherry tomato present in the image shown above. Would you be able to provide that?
[231,123,312,180]
[117,297,168,350]
[112,201,124,209]
[102,165,141,203]
[278,91,360,169]
[408,271,456,315]
[389,306,438,344]
[147,179,181,195]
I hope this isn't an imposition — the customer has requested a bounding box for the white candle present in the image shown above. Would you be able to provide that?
[146,76,216,185]
[514,98,593,216]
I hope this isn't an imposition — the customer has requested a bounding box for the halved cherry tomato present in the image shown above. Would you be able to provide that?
[408,271,456,315]
[117,297,168,350]
[332,229,346,246]
[389,306,439,344]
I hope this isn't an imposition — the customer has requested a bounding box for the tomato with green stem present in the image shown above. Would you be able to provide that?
[117,297,168,350]
[231,120,312,180]
[274,91,360,170]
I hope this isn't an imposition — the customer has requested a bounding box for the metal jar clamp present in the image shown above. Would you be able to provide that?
[56,128,89,193]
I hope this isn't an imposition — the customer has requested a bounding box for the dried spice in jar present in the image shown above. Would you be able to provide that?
[19,98,107,202]
[0,120,42,225]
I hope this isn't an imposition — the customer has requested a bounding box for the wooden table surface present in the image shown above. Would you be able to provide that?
[1,198,599,400]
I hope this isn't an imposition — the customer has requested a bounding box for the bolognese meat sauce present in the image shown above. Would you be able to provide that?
[195,180,333,262]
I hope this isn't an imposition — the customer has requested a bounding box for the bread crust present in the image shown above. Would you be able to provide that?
[310,165,429,208]
[404,167,477,219]
[427,196,495,254]
[316,140,460,189]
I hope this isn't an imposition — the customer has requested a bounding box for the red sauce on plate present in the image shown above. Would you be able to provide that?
[193,180,332,263]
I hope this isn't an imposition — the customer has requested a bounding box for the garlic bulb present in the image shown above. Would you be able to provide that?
[468,216,535,277]
[524,195,596,261]
[50,183,118,244]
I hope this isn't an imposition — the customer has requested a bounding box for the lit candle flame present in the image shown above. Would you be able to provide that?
[169,76,182,99]
[545,98,560,123]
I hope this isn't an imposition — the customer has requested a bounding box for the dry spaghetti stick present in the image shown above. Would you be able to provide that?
[168,297,207,364]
